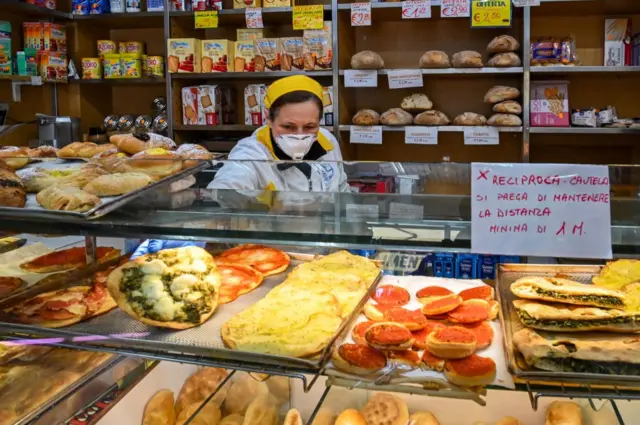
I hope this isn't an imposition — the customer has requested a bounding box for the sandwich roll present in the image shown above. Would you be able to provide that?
[331,343,387,375]
[495,417,523,425]
[443,354,496,387]
[284,409,304,425]
[335,409,367,425]
[545,401,582,425]
[365,322,414,351]
[408,412,440,425]
[426,326,477,359]
[142,389,175,425]
[117,149,184,178]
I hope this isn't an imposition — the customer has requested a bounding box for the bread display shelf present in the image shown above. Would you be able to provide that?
[339,125,523,133]
[531,66,640,74]
[171,71,333,80]
[176,124,335,132]
[530,127,640,135]
[0,0,71,19]
[340,68,524,76]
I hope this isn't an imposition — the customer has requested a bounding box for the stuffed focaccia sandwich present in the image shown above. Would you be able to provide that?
[510,277,626,309]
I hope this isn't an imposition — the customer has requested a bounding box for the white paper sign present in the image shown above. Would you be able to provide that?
[387,69,423,89]
[344,69,378,87]
[440,0,470,17]
[245,8,263,28]
[464,127,499,145]
[346,204,379,222]
[471,163,612,259]
[512,0,540,6]
[351,2,371,26]
[405,126,438,145]
[350,126,383,144]
[30,76,42,85]
[402,0,431,19]
[390,202,424,220]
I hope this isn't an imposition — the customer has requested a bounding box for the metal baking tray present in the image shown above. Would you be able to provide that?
[0,160,210,221]
[496,263,640,386]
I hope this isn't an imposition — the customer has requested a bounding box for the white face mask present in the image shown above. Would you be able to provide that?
[274,133,317,160]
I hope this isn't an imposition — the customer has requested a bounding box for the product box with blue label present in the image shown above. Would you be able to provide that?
[476,255,497,279]
[434,252,455,278]
[375,252,434,276]
[455,254,478,279]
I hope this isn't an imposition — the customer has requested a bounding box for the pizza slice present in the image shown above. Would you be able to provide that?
[84,266,118,318]
[5,286,90,328]
[217,262,264,304]
[20,246,121,274]
[216,244,290,276]
[0,277,27,298]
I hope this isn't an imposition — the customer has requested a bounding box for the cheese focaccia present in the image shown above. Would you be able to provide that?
[107,246,220,329]
[510,276,626,310]
[513,299,640,333]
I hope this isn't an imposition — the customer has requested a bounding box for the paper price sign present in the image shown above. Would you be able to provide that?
[292,5,324,30]
[194,10,219,28]
[464,127,499,145]
[471,163,612,259]
[344,69,377,87]
[387,69,423,89]
[351,2,371,26]
[402,0,431,19]
[405,126,438,145]
[389,202,424,220]
[350,126,383,144]
[346,204,379,222]
[441,0,470,17]
[245,8,263,28]
[512,0,539,6]
[470,0,511,28]
[30,76,42,85]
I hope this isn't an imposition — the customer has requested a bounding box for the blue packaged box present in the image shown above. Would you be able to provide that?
[374,252,434,276]
[435,253,455,278]
[499,255,521,264]
[456,254,478,279]
[476,255,498,279]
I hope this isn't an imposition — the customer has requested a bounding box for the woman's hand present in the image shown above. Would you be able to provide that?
[131,240,206,259]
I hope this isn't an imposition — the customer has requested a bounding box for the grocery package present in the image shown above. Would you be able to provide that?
[263,0,288,6]
[121,53,142,78]
[182,86,228,125]
[72,0,111,14]
[530,35,577,66]
[530,81,570,127]
[0,21,11,76]
[193,0,223,10]
[167,38,201,73]
[103,54,122,78]
[147,0,164,11]
[233,0,260,8]
[97,40,117,58]
[182,87,199,125]
[320,86,333,126]
[25,0,58,9]
[144,56,164,77]
[280,37,304,71]
[254,38,281,72]
[126,0,140,12]
[244,84,267,125]
[605,18,632,66]
[197,85,224,125]
[81,57,101,79]
[234,41,255,72]
[219,86,235,124]
[201,39,234,72]
[22,22,67,53]
[124,41,144,55]
[303,24,332,71]
[236,28,266,41]
[40,52,67,82]
[634,33,640,66]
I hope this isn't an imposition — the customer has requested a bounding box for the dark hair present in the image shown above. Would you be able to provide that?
[268,90,323,121]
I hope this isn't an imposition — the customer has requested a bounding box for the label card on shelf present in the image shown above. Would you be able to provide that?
[464,127,499,145]
[194,10,219,29]
[350,126,383,144]
[30,76,42,86]
[245,8,264,28]
[344,69,378,87]
[405,126,438,145]
[389,202,424,220]
[346,204,379,222]
[470,0,512,28]
[512,0,540,6]
[402,0,432,19]
[441,0,470,17]
[351,2,372,26]
[387,69,423,89]
[471,163,612,259]
[292,5,324,30]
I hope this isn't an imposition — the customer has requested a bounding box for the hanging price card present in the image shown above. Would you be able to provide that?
[245,8,264,28]
[512,0,540,6]
[470,0,511,28]
[402,0,431,19]
[344,69,377,87]
[350,126,383,144]
[387,69,423,89]
[194,10,219,28]
[464,127,499,145]
[351,2,372,26]
[292,5,324,30]
[441,0,470,17]
[389,202,424,220]
[346,204,379,222]
[405,126,438,145]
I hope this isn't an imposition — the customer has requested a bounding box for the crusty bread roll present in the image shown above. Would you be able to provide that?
[414,110,450,126]
[484,86,520,103]
[116,149,183,178]
[283,409,303,425]
[545,401,582,425]
[175,368,228,416]
[380,108,413,126]
[488,114,522,127]
[0,147,29,170]
[493,100,522,114]
[452,51,483,68]
[241,393,277,425]
[110,132,176,155]
[443,354,496,387]
[361,393,409,425]
[487,35,520,53]
[57,142,114,159]
[36,185,101,212]
[265,375,289,406]
[495,417,523,425]
[223,373,269,415]
[220,414,244,425]
[83,172,153,196]
[176,143,214,168]
[401,94,433,113]
[352,109,380,126]
[351,51,385,69]
[142,389,175,425]
[335,409,367,425]
[176,401,221,425]
[409,412,440,425]
[426,326,477,359]
[419,51,450,68]
[311,408,335,425]
[453,113,487,126]
[487,52,521,67]
[0,160,26,208]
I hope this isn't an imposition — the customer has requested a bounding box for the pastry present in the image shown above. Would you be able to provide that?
[117,149,184,178]
[36,185,101,212]
[28,145,58,158]
[488,114,523,127]
[92,146,121,159]
[414,110,450,126]
[283,409,303,425]
[510,276,626,309]
[0,160,26,207]
[459,286,494,301]
[380,108,413,126]
[360,393,409,425]
[83,172,153,196]
[242,393,277,425]
[363,302,392,321]
[220,415,244,425]
[365,322,414,350]
[383,307,428,331]
[487,35,520,53]
[484,86,520,103]
[331,343,387,375]
[176,143,214,168]
[335,409,367,425]
[175,368,228,416]
[421,294,463,316]
[0,147,29,170]
[265,375,289,405]
[109,132,176,155]
[0,276,27,297]
[444,354,496,387]
[142,389,175,425]
[352,320,376,345]
[496,417,523,425]
[545,401,582,425]
[418,50,450,68]
[350,50,385,69]
[387,350,421,369]
[448,299,490,323]
[176,401,221,425]
[412,321,447,350]
[223,373,270,415]
[16,167,74,192]
[373,285,410,306]
[426,326,477,359]
[352,109,380,126]
[401,93,433,113]
[453,112,487,126]
[409,412,440,425]
[417,286,453,300]
[217,263,264,304]
[311,408,336,425]
[487,52,522,67]
[5,286,92,328]
[452,51,483,68]
[421,350,445,372]
[493,100,522,114]
[462,321,494,350]
[57,142,114,159]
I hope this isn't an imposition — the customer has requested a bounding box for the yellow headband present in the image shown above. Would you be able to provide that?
[264,75,323,109]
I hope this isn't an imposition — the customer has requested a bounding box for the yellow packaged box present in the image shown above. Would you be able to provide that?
[121,53,142,78]
[234,41,255,72]
[103,53,122,79]
[167,38,201,73]
[263,0,289,7]
[236,29,265,41]
[201,39,235,72]
[81,57,102,80]
[233,0,261,9]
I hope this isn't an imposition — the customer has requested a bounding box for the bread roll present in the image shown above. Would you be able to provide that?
[241,394,277,425]
[414,110,450,126]
[361,393,409,425]
[175,368,229,416]
[452,51,483,68]
[311,408,335,425]
[488,114,522,127]
[27,145,58,158]
[176,143,214,168]
[380,108,413,126]
[419,51,450,68]
[484,86,520,103]
[545,401,582,425]
[493,100,522,114]
[83,172,153,196]
[283,409,303,425]
[220,414,244,425]
[57,142,113,159]
[265,375,289,405]
[401,94,433,113]
[116,149,183,178]
[487,52,521,67]
[335,409,367,425]
[169,175,196,193]
[0,160,26,207]
[110,132,176,155]
[409,412,440,425]
[495,417,523,425]
[453,113,487,126]
[176,401,221,425]
[142,389,175,425]
[223,373,269,415]
[36,185,101,212]
[487,35,520,53]
[351,51,385,69]
[443,354,496,387]
[426,326,477,359]
[0,147,29,170]
[352,109,380,126]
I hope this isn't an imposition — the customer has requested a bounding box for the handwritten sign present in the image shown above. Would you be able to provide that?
[405,126,438,145]
[387,69,423,89]
[471,163,612,259]
[344,69,377,87]
[470,0,511,28]
[194,10,219,28]
[245,8,263,28]
[346,204,379,222]
[350,126,383,144]
[390,202,424,220]
[464,127,499,145]
[441,0,470,17]
[351,2,371,26]
[292,5,324,30]
[402,0,431,19]
[512,0,540,6]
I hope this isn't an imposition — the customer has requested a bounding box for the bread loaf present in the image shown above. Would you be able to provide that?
[142,389,175,425]
[414,110,450,126]
[487,35,520,53]
[495,417,523,425]
[83,172,153,196]
[176,143,214,168]
[352,109,380,126]
[409,412,440,425]
[36,185,101,212]
[242,394,277,425]
[116,149,183,178]
[380,108,413,126]
[545,401,582,425]
[110,132,176,155]
[351,51,385,69]
[176,401,221,425]
[0,160,26,208]
[27,146,58,158]
[453,113,487,126]
[283,409,303,425]
[220,414,244,425]
[223,374,269,415]
[175,368,228,417]
[487,52,521,67]
[452,51,483,68]
[493,100,522,114]
[57,142,114,159]
[484,86,520,103]
[0,147,29,170]
[419,51,450,68]
[401,94,433,113]
[488,114,522,127]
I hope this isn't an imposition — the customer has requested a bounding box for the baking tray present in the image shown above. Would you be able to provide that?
[0,159,210,221]
[496,263,640,386]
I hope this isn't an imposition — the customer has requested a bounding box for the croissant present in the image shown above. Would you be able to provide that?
[36,185,101,212]
[57,142,114,159]
[110,133,176,155]
[83,172,153,196]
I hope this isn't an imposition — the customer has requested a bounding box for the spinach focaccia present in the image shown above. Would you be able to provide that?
[510,276,626,309]
[513,300,640,333]
[106,246,220,329]
[513,328,640,375]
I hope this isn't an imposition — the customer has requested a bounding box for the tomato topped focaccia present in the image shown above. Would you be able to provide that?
[217,262,264,304]
[0,277,26,298]
[6,286,91,328]
[107,246,220,329]
[216,244,290,277]
[20,246,121,273]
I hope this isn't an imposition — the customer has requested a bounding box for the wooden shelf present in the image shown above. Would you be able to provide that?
[530,66,640,74]
[171,71,332,80]
[0,0,71,19]
[340,68,524,76]
[176,124,334,131]
[339,125,523,133]
[69,78,166,85]
[170,5,332,25]
[530,127,640,135]
[72,12,165,28]
[0,75,32,82]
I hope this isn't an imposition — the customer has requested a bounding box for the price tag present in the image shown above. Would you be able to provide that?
[344,69,377,87]
[389,202,424,220]
[470,0,511,28]
[350,126,383,144]
[512,0,540,6]
[351,2,372,26]
[194,10,219,28]
[245,8,264,28]
[387,69,423,89]
[441,0,470,17]
[30,76,42,85]
[402,0,431,19]
[471,163,612,259]
[405,126,438,145]
[464,127,499,145]
[292,5,324,30]
[346,204,379,222]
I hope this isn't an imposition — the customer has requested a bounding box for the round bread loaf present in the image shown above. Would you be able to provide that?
[487,35,521,53]
[242,393,277,425]
[352,109,380,126]
[361,393,409,425]
[351,51,385,69]
[380,108,413,126]
[452,51,483,68]
[488,114,522,127]
[283,409,303,425]
[414,110,450,126]
[419,50,450,68]
[453,113,487,126]
[401,93,433,113]
[409,412,441,425]
[335,409,367,425]
[493,100,522,115]
[484,86,520,103]
[488,52,522,67]
[545,401,582,425]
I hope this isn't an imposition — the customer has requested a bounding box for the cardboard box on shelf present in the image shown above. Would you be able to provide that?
[254,38,281,72]
[263,0,289,7]
[234,41,255,72]
[197,85,224,125]
[280,37,304,71]
[43,23,67,53]
[244,84,267,125]
[320,86,333,126]
[605,18,632,66]
[236,29,266,41]
[182,86,199,125]
[531,81,570,127]
[0,21,11,75]
[201,39,235,72]
[302,23,332,71]
[233,0,261,9]
[219,86,236,124]
[40,51,67,82]
[167,38,201,73]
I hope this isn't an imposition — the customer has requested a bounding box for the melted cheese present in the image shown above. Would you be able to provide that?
[190,259,208,273]
[170,274,199,298]
[186,291,203,302]
[153,296,179,321]
[204,274,220,291]
[66,304,87,315]
[141,259,168,275]
[141,278,166,300]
